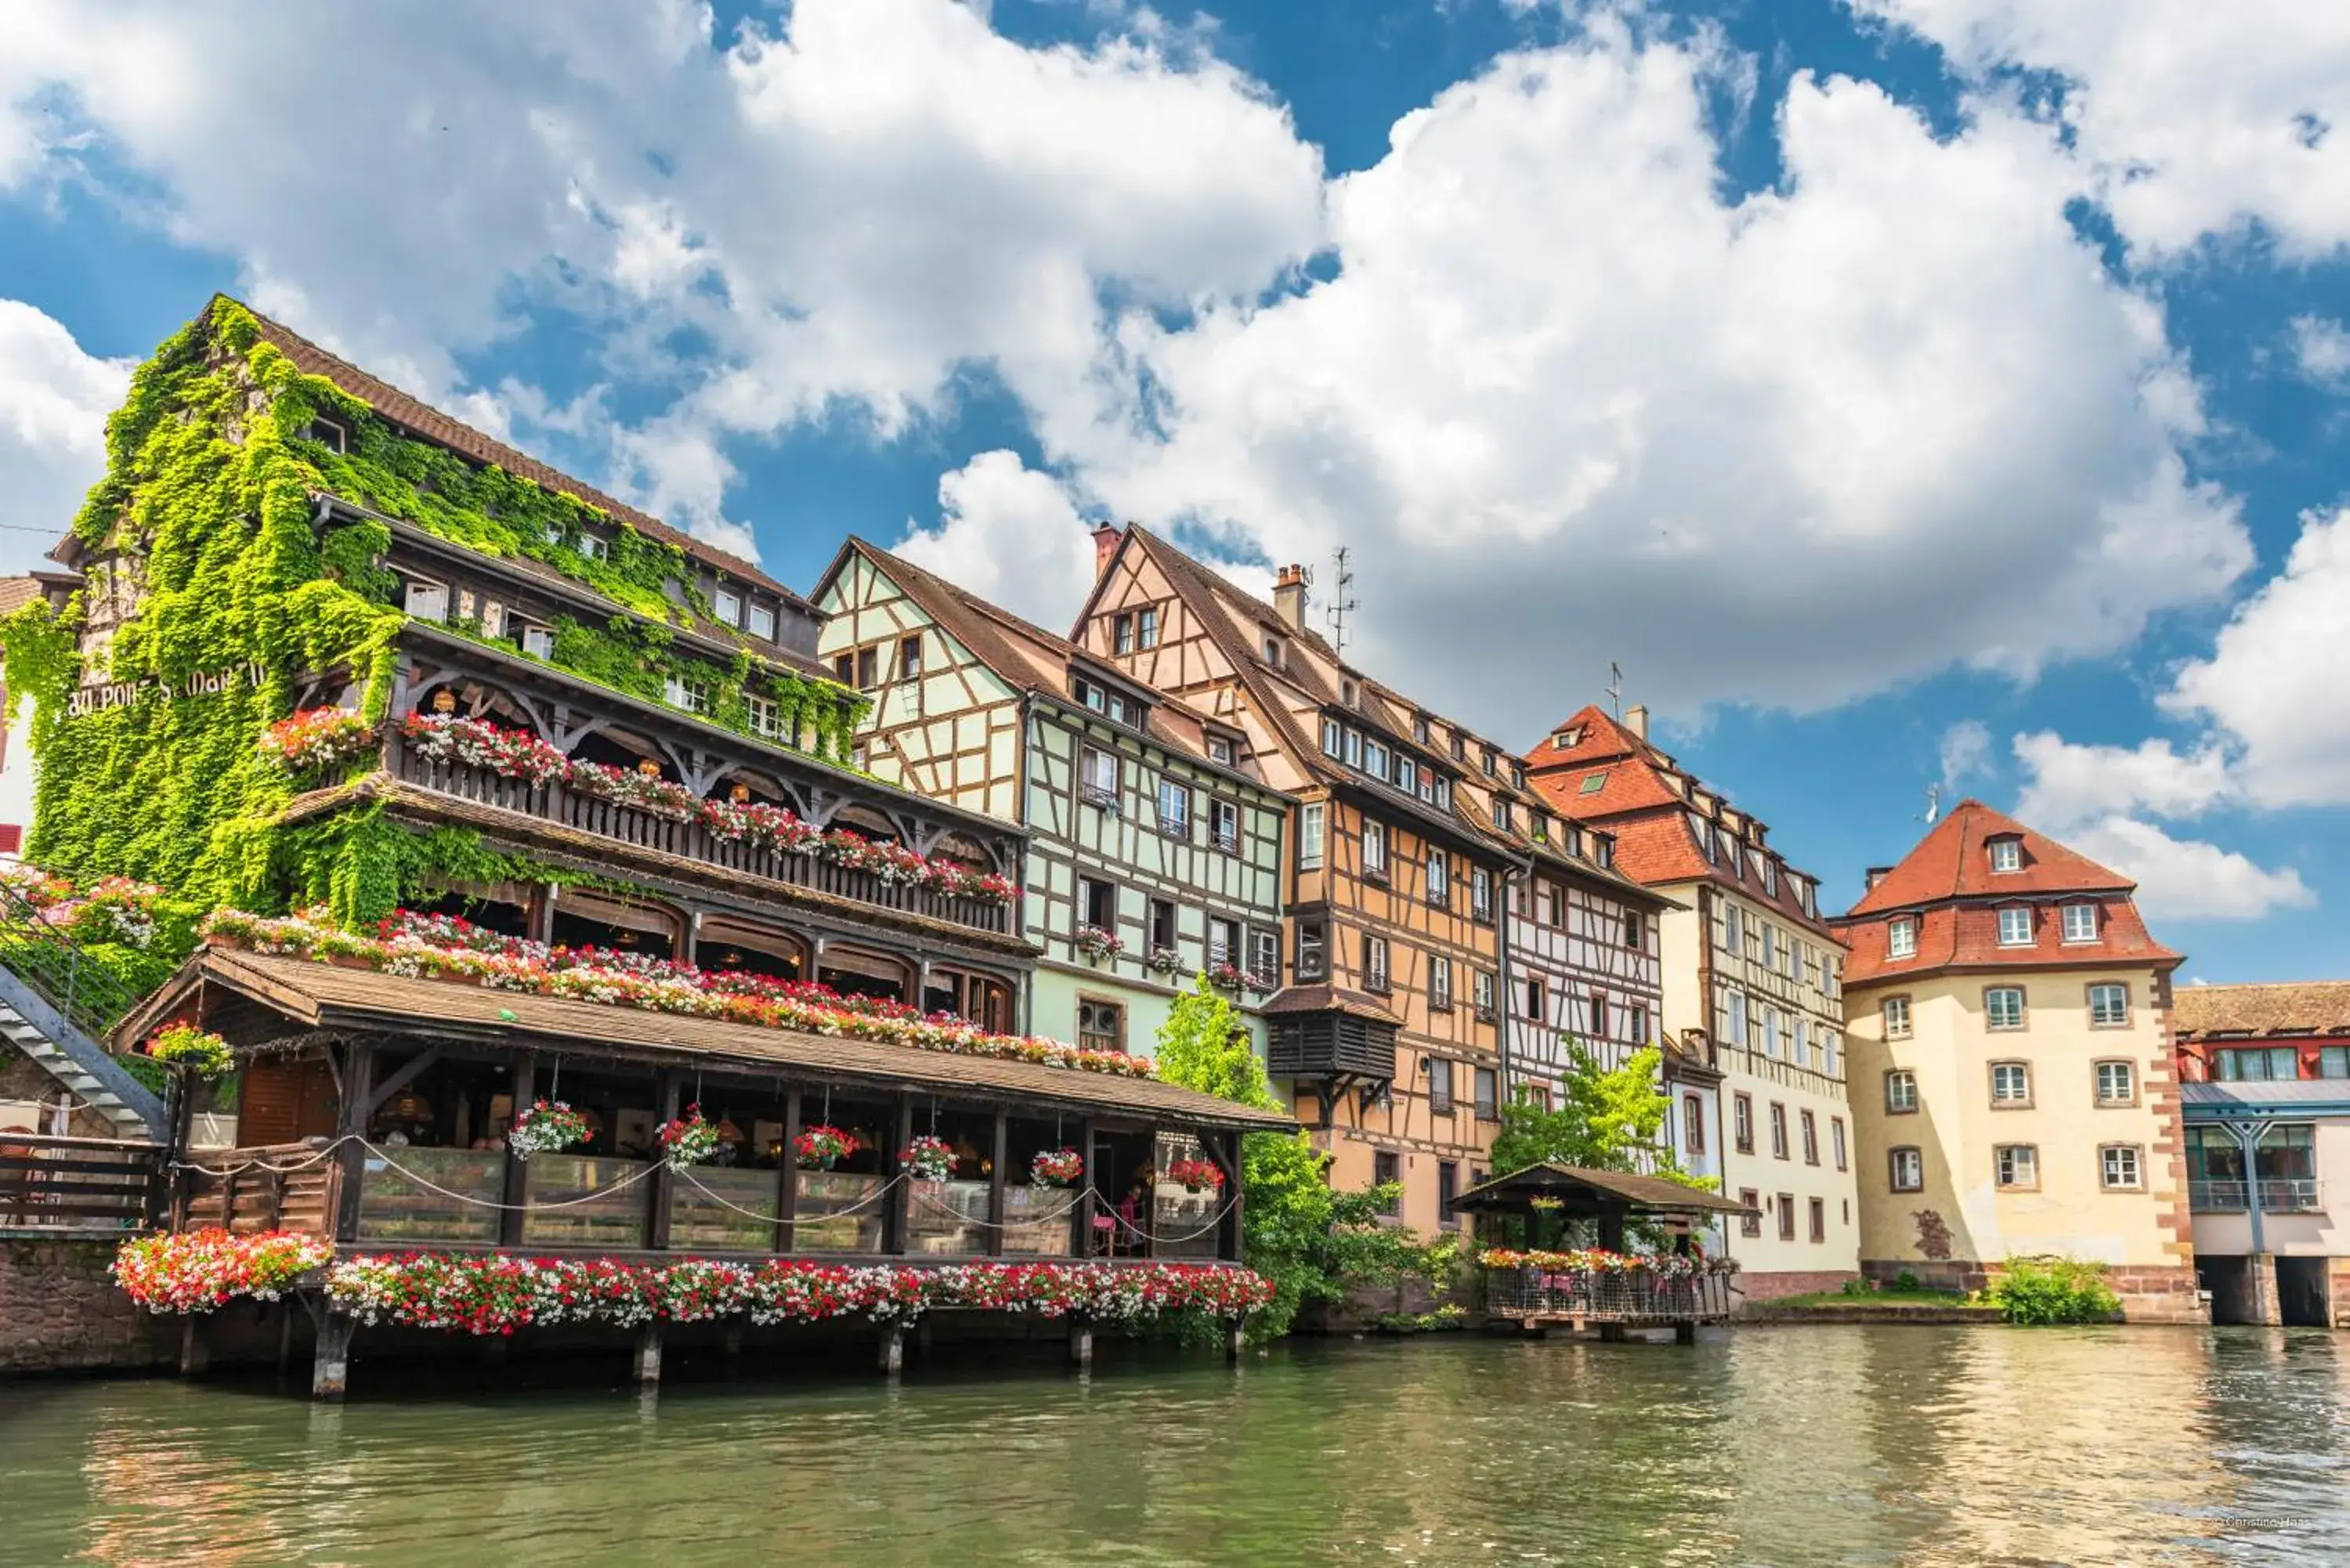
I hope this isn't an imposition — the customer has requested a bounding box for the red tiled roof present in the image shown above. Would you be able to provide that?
[1834,898,2179,985]
[225,297,805,609]
[2174,981,2350,1040]
[0,577,42,617]
[1842,798,2133,916]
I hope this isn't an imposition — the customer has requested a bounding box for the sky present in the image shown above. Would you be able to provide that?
[0,0,2346,982]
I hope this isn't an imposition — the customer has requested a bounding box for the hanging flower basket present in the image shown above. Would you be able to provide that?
[901,1134,955,1182]
[1205,960,1249,992]
[656,1105,723,1167]
[794,1125,859,1170]
[508,1099,592,1160]
[1074,924,1125,962]
[146,1023,233,1080]
[1031,1148,1084,1187]
[1166,1157,1225,1195]
[258,707,379,775]
[1144,946,1184,976]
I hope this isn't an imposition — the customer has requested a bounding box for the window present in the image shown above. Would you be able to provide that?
[1078,877,1116,932]
[2101,1144,2144,1190]
[1206,916,1239,969]
[522,626,555,660]
[1990,836,2023,873]
[663,675,710,714]
[1207,735,1234,765]
[1762,925,1780,972]
[2321,1046,2350,1079]
[1113,613,1135,654]
[1769,1102,1789,1160]
[2095,1060,2137,1105]
[1429,1058,1455,1115]
[1684,1096,1706,1154]
[1482,747,1497,777]
[1724,905,1745,955]
[1994,1144,2039,1190]
[1426,848,1448,907]
[1361,821,1388,878]
[303,415,348,453]
[1990,1061,2032,1105]
[1372,1151,1401,1212]
[577,533,608,562]
[1808,1197,1825,1244]
[1472,869,1494,923]
[1148,898,1177,956]
[1831,1116,1848,1171]
[1362,737,1390,780]
[1138,606,1160,649]
[1725,990,1749,1048]
[1885,1070,1918,1115]
[1474,1066,1499,1120]
[1777,1193,1797,1241]
[1397,757,1417,795]
[1524,977,1546,1023]
[1321,718,1343,758]
[1511,764,1527,791]
[1533,811,1550,844]
[1589,992,1610,1039]
[1733,1093,1755,1153]
[2063,902,2098,943]
[1362,934,1390,993]
[1986,986,2026,1030]
[714,588,743,627]
[1739,1188,1762,1237]
[1251,929,1279,987]
[1473,970,1496,1021]
[898,635,923,681]
[747,694,780,740]
[1578,771,1607,795]
[1344,730,1362,768]
[1821,1031,1842,1078]
[1882,995,1912,1040]
[1889,1147,1924,1192]
[1157,779,1192,839]
[403,581,448,621]
[1627,1004,1648,1043]
[2216,1046,2299,1082]
[1762,1007,1783,1060]
[1296,920,1328,981]
[748,603,776,641]
[1623,909,1643,950]
[1261,635,1282,667]
[2088,983,2130,1028]
[1761,858,1777,895]
[1080,746,1119,807]
[1889,918,1917,959]
[1998,906,2034,947]
[855,646,880,689]
[1438,1161,1459,1225]
[832,652,854,685]
[1079,999,1125,1053]
[1493,799,1513,833]
[1342,678,1360,708]
[1800,1110,1820,1165]
[1430,956,1453,1011]
[1299,804,1325,870]
[1210,799,1240,853]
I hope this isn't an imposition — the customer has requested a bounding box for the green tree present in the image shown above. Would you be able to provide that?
[1155,975,1455,1338]
[1489,1039,1674,1175]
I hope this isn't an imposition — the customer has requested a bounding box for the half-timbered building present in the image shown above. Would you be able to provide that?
[812,540,1290,1060]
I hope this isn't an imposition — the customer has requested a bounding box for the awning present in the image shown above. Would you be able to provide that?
[1449,1161,1753,1219]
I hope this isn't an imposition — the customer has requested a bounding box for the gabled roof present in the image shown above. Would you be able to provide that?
[0,576,43,617]
[2174,981,2350,1041]
[1843,798,2134,917]
[226,296,805,609]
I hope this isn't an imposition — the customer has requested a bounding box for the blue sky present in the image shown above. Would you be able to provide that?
[1,0,2346,981]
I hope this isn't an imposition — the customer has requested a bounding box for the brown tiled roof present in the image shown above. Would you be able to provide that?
[1843,798,2133,916]
[1833,898,2179,985]
[224,296,807,609]
[0,576,43,617]
[1258,985,1403,1024]
[139,949,1294,1129]
[2174,982,2350,1040]
[1452,1162,1752,1216]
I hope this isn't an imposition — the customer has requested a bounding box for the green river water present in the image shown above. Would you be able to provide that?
[2,1325,2346,1566]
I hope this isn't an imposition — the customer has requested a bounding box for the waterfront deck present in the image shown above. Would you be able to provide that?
[1485,1266,1735,1331]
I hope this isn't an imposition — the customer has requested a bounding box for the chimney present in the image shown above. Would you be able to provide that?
[1272,563,1307,630]
[1090,522,1123,580]
[1865,866,1893,890]
[1624,703,1649,740]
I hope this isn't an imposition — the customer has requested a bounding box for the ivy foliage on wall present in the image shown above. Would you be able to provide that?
[279,811,630,930]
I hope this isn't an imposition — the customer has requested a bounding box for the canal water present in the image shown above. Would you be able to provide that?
[3,1325,2347,1566]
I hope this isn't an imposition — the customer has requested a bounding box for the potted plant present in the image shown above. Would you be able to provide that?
[1144,946,1183,976]
[1073,924,1125,962]
[1031,1147,1084,1187]
[1165,1156,1225,1195]
[508,1099,592,1160]
[656,1104,722,1167]
[794,1125,859,1170]
[146,1023,233,1079]
[901,1133,955,1181]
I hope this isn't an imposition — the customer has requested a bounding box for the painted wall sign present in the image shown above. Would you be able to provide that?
[66,661,273,717]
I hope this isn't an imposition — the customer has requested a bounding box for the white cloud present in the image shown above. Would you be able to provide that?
[2056,815,2312,923]
[2293,316,2350,388]
[895,450,1098,624]
[1938,720,1992,789]
[1850,0,2350,258]
[2012,732,2236,826]
[0,298,129,574]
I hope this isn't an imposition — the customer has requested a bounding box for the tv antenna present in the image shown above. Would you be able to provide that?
[1607,662,1624,719]
[1918,784,1941,826]
[1325,547,1360,657]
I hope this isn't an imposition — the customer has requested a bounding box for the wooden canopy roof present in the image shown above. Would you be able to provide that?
[1449,1162,1752,1219]
[125,949,1295,1133]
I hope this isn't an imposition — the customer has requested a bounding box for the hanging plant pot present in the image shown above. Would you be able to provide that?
[794,1125,858,1170]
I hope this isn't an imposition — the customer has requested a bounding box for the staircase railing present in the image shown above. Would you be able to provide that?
[0,876,148,1040]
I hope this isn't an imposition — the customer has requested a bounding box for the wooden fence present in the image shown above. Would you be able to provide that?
[0,1133,166,1233]
[175,1145,342,1236]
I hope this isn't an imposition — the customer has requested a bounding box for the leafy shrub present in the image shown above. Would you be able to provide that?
[1990,1257,2121,1325]
[1841,1277,1876,1298]
[1894,1270,1920,1292]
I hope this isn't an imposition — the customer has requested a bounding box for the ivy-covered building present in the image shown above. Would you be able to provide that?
[3,296,1033,1024]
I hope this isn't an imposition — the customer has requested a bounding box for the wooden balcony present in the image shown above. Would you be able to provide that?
[1486,1264,1734,1327]
[393,750,1013,936]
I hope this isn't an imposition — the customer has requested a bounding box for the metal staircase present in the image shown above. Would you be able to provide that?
[0,879,166,1141]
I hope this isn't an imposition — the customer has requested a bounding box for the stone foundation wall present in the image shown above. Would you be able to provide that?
[1733,1269,1860,1310]
[1864,1257,2209,1324]
[0,1235,172,1375]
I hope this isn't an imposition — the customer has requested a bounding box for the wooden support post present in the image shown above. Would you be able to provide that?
[635,1324,663,1386]
[648,1071,681,1251]
[879,1321,905,1377]
[1220,1129,1246,1263]
[1598,1324,1629,1343]
[499,1054,534,1248]
[1072,1118,1098,1257]
[1224,1317,1246,1362]
[1674,1321,1697,1345]
[1069,1313,1094,1368]
[313,1312,355,1402]
[332,1042,376,1244]
[884,1096,913,1255]
[275,1303,295,1373]
[986,1107,1008,1257]
[178,1317,208,1378]
[775,1088,801,1255]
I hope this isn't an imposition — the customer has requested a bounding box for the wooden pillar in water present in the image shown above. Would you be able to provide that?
[1674,1322,1697,1345]
[313,1312,356,1401]
[879,1321,905,1377]
[178,1317,208,1377]
[635,1324,663,1386]
[1224,1317,1246,1362]
[1069,1313,1094,1368]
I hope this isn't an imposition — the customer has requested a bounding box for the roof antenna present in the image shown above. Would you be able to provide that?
[1918,783,1941,826]
[1325,547,1358,658]
[1607,662,1624,720]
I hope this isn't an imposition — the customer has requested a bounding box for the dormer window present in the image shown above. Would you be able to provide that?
[1481,747,1497,777]
[578,533,609,562]
[1494,799,1513,833]
[2062,902,2098,943]
[1072,677,1138,728]
[1207,735,1235,766]
[1511,764,1526,790]
[1593,833,1614,870]
[714,588,743,627]
[303,416,348,455]
[1997,906,2034,946]
[1989,836,2023,873]
[1534,811,1550,843]
[1261,634,1282,667]
[748,602,776,641]
[1760,858,1777,895]
[1888,918,1917,959]
[1341,678,1359,707]
[1553,727,1582,750]
[1414,713,1431,745]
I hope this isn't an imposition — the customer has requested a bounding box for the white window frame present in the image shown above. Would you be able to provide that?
[746,693,779,740]
[1157,779,1192,839]
[747,603,777,641]
[1990,1061,2031,1104]
[1888,918,1916,959]
[1998,906,2034,947]
[714,588,743,627]
[1473,969,1496,1020]
[1990,837,2022,873]
[2088,982,2130,1028]
[1885,1070,1918,1114]
[1890,1147,1924,1192]
[1883,995,1912,1040]
[1430,955,1452,1011]
[521,626,555,660]
[1994,1144,2038,1190]
[2100,1144,2143,1190]
[664,674,709,714]
[1726,989,1749,1048]
[1298,803,1325,870]
[1081,746,1119,803]
[1986,985,2026,1030]
[1426,848,1448,905]
[1362,821,1388,876]
[2095,1060,2136,1105]
[2062,902,2098,943]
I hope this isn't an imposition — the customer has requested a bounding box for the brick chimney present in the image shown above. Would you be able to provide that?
[1090,522,1123,580]
[1624,703,1649,740]
[1272,563,1307,630]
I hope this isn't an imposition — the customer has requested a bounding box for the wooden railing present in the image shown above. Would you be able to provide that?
[1485,1265,1734,1324]
[176,1144,341,1236]
[396,753,1012,935]
[0,1133,166,1233]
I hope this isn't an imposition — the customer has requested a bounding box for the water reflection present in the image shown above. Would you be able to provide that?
[2,1328,2347,1566]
